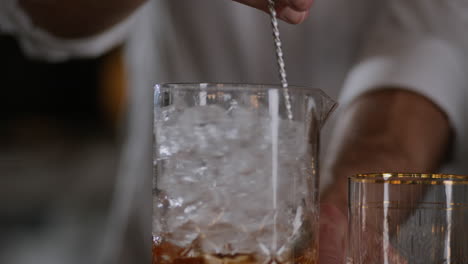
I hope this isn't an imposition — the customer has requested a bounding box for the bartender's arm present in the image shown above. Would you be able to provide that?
[233,0,312,24]
[19,0,147,38]
[317,0,467,262]
[19,0,313,39]
[318,89,451,264]
[321,89,451,214]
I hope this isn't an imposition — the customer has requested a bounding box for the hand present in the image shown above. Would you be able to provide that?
[318,204,347,264]
[318,204,409,264]
[351,233,408,264]
[232,0,313,24]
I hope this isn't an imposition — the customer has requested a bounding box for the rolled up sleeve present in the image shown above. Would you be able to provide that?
[340,0,467,152]
[0,0,140,62]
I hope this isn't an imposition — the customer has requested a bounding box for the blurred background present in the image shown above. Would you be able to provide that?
[0,0,466,264]
[0,33,135,263]
[0,0,375,263]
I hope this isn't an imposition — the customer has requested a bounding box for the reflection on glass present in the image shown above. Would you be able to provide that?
[348,173,468,264]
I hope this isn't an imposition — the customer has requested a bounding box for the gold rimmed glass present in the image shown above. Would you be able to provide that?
[348,173,468,264]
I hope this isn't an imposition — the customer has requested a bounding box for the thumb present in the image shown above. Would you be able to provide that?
[318,204,347,264]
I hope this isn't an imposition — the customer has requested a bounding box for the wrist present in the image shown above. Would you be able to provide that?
[321,177,348,215]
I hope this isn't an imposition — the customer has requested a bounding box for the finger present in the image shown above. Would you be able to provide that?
[288,0,314,12]
[232,0,309,24]
[319,204,347,264]
[277,7,309,24]
[232,0,267,12]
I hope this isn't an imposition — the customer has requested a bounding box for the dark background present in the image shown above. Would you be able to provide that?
[0,34,125,264]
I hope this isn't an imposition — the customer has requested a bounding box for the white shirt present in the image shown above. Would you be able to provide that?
[340,0,468,174]
[2,0,465,170]
[1,0,467,263]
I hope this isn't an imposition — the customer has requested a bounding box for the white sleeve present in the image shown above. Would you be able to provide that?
[340,0,467,145]
[0,0,139,62]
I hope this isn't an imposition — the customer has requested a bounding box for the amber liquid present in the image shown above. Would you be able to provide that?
[152,239,317,264]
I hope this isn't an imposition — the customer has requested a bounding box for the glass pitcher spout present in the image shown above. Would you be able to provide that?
[287,86,336,129]
[312,88,337,128]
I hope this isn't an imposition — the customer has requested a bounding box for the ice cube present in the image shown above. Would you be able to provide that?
[154,104,316,255]
[198,223,254,254]
[165,220,201,247]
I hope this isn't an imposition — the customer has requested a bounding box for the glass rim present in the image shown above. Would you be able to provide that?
[349,173,468,185]
[154,82,331,95]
